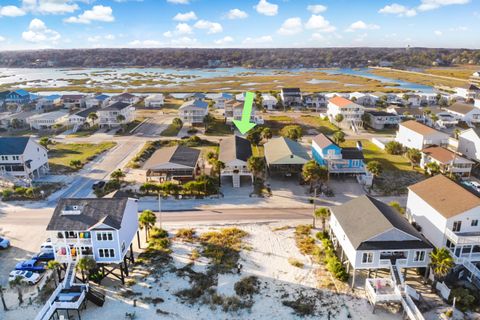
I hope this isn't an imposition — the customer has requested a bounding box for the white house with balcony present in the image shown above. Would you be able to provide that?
[0,137,49,181]
[219,135,253,188]
[329,195,433,289]
[365,110,400,130]
[211,93,233,109]
[98,102,135,128]
[444,102,480,126]
[458,128,480,162]
[327,96,364,129]
[261,94,278,110]
[179,99,208,125]
[46,198,139,265]
[395,120,449,150]
[144,94,165,108]
[407,175,480,281]
[455,84,480,100]
[27,111,69,130]
[349,92,377,106]
[420,146,473,177]
[61,95,86,109]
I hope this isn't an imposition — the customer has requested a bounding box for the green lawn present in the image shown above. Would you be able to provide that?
[340,140,414,172]
[48,142,116,173]
[298,115,339,135]
[160,123,183,137]
[205,117,232,136]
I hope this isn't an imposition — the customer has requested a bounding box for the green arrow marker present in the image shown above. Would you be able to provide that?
[233,91,257,134]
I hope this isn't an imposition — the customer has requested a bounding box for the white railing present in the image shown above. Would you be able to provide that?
[402,294,425,320]
[365,278,402,304]
[221,169,251,175]
[445,228,480,245]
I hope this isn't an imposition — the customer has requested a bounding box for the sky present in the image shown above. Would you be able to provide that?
[0,0,478,50]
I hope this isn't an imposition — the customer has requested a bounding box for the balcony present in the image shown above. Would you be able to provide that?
[365,278,402,304]
[445,228,480,245]
[221,169,252,176]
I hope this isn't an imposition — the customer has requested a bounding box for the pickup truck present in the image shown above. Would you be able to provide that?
[15,258,46,273]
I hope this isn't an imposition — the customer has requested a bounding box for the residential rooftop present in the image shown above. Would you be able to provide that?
[400,120,439,136]
[219,135,252,163]
[0,136,31,155]
[408,174,480,218]
[143,145,200,169]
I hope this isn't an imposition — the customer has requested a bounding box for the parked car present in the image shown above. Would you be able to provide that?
[470,181,480,193]
[9,270,43,285]
[15,258,46,273]
[40,241,54,254]
[92,181,106,190]
[33,251,55,262]
[0,236,10,249]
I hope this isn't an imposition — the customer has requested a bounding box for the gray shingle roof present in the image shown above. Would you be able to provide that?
[331,195,432,250]
[47,198,130,231]
[219,135,252,163]
[143,145,200,169]
[74,106,99,118]
[103,102,131,111]
[264,137,310,165]
[0,137,30,155]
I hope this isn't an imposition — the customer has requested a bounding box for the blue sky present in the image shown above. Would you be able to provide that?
[0,0,478,50]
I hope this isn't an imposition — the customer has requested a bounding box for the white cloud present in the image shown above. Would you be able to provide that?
[129,39,162,47]
[173,11,197,21]
[243,35,273,45]
[434,30,443,36]
[277,17,303,35]
[378,3,417,17]
[226,8,248,19]
[175,23,193,34]
[0,5,26,17]
[105,34,115,40]
[307,4,327,14]
[64,5,114,24]
[22,0,79,15]
[163,31,173,37]
[22,18,60,43]
[418,0,470,11]
[254,0,278,16]
[0,36,5,42]
[214,36,234,45]
[194,20,223,34]
[171,36,197,46]
[346,20,380,32]
[305,15,335,32]
[167,0,190,4]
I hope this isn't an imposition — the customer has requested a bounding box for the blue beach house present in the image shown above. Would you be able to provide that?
[311,133,366,174]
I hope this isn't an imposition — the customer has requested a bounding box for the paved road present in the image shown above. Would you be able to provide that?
[134,114,174,137]
[48,137,145,202]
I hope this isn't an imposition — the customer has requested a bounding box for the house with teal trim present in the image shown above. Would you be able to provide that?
[312,133,366,174]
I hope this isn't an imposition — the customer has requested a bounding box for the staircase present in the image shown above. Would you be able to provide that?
[232,174,240,188]
[64,263,75,289]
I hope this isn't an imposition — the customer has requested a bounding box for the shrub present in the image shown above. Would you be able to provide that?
[190,249,200,261]
[449,288,478,312]
[295,224,312,236]
[234,276,260,297]
[282,296,316,316]
[288,258,304,268]
[176,228,196,241]
[385,141,404,155]
[296,236,316,255]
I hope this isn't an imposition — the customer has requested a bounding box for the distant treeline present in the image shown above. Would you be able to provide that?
[0,47,479,69]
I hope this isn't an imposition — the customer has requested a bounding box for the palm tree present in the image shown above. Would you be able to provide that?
[453,129,461,139]
[366,161,383,189]
[261,127,272,141]
[139,209,157,241]
[314,207,330,230]
[116,114,126,126]
[429,248,454,292]
[70,159,82,169]
[332,130,345,145]
[47,260,61,286]
[111,169,126,182]
[406,148,421,168]
[425,162,441,176]
[0,284,7,311]
[302,160,327,193]
[247,156,266,181]
[334,114,344,126]
[76,257,97,283]
[39,137,52,150]
[88,112,98,126]
[389,201,405,215]
[9,276,26,305]
[47,260,60,286]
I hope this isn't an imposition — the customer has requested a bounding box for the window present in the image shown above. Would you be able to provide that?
[452,221,462,232]
[99,248,115,258]
[1,156,7,161]
[96,232,113,241]
[414,250,426,262]
[13,156,19,160]
[472,220,478,227]
[362,252,374,264]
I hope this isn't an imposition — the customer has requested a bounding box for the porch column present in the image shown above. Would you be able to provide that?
[340,248,344,263]
[351,269,356,290]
